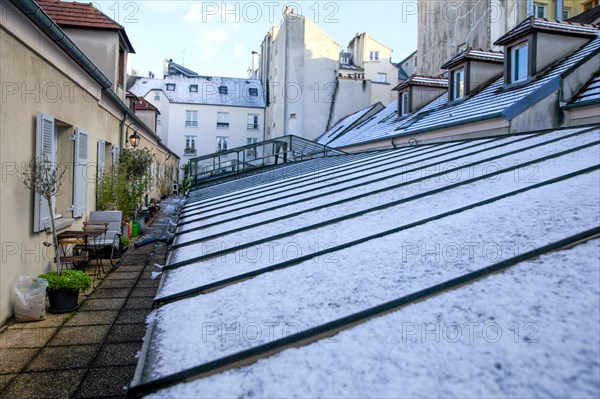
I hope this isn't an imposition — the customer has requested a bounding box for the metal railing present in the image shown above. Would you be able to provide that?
[188,135,345,185]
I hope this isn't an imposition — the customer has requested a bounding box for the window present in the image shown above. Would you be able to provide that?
[562,7,571,19]
[511,43,529,84]
[247,114,259,129]
[584,1,599,11]
[189,85,198,93]
[533,3,546,18]
[452,68,465,100]
[185,135,197,156]
[217,112,230,129]
[157,114,162,125]
[217,136,228,152]
[248,88,258,97]
[218,86,228,95]
[290,113,297,119]
[369,51,379,61]
[185,110,198,128]
[377,73,387,83]
[166,83,176,91]
[246,137,259,157]
[340,55,349,64]
[154,92,160,100]
[400,92,409,116]
[33,113,87,232]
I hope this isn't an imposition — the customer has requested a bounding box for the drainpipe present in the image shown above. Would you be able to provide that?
[119,112,127,154]
[556,0,564,20]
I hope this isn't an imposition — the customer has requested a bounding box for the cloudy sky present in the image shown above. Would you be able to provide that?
[89,1,419,78]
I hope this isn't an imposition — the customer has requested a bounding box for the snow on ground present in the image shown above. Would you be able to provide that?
[149,238,600,398]
[161,135,599,295]
[144,170,600,379]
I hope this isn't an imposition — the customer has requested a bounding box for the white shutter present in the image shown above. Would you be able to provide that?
[97,139,105,178]
[33,112,55,233]
[73,128,88,218]
[112,145,119,165]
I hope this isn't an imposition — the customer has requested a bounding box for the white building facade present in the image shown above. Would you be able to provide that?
[129,75,266,176]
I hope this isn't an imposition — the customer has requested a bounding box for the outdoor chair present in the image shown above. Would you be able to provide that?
[77,211,124,269]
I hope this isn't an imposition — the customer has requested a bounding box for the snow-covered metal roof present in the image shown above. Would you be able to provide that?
[129,75,266,108]
[127,124,600,398]
[327,32,600,149]
[565,72,600,108]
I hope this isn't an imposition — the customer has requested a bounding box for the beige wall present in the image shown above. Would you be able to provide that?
[0,9,178,324]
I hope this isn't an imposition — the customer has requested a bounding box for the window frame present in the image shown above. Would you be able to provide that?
[216,136,229,152]
[533,3,546,18]
[185,110,198,128]
[184,135,197,156]
[369,51,380,61]
[377,73,387,83]
[451,68,465,100]
[217,112,230,129]
[166,83,176,91]
[248,88,259,97]
[400,92,409,116]
[247,114,259,129]
[510,42,530,84]
[189,84,198,93]
[218,85,228,95]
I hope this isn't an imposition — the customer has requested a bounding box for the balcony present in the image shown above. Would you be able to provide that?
[184,147,197,156]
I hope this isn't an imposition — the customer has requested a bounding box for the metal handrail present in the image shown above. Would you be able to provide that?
[188,135,345,185]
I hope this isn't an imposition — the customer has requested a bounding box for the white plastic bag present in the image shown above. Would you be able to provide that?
[13,276,48,322]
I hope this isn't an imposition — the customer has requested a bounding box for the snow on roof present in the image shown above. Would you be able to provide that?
[128,124,600,397]
[393,75,449,91]
[441,48,504,69]
[328,33,600,149]
[151,237,600,398]
[128,75,266,108]
[316,104,382,146]
[495,16,599,45]
[566,72,600,107]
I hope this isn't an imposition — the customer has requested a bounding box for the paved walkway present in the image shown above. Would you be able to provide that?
[0,197,183,399]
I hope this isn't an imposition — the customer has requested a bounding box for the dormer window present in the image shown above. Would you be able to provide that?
[166,83,176,91]
[218,86,228,95]
[340,55,349,64]
[400,92,409,116]
[510,42,529,84]
[451,68,465,100]
[189,85,198,92]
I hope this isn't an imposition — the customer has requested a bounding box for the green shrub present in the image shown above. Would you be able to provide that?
[120,235,130,247]
[39,270,92,291]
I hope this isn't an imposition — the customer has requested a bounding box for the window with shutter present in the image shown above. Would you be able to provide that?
[73,128,88,218]
[33,112,56,233]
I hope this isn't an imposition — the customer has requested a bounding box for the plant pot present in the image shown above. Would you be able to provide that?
[132,222,139,237]
[47,289,80,313]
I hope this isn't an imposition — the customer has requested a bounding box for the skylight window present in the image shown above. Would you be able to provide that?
[189,85,198,93]
[218,86,228,95]
[511,43,529,84]
[248,88,258,97]
[166,83,176,91]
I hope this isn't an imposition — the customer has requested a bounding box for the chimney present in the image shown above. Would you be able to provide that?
[250,51,259,79]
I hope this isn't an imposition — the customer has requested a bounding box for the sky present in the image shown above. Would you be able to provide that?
[85,1,419,78]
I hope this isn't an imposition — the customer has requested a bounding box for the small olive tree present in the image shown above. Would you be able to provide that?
[22,158,66,273]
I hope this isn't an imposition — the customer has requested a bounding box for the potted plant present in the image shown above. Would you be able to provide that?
[22,157,92,313]
[38,270,92,313]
